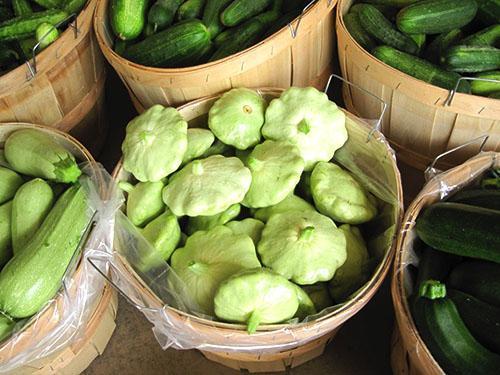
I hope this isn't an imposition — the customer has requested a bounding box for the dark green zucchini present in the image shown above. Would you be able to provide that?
[449,188,500,210]
[415,247,460,298]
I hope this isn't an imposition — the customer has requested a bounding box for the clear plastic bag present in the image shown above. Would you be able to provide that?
[0,162,123,373]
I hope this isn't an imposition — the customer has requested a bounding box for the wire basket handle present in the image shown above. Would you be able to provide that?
[445,76,500,106]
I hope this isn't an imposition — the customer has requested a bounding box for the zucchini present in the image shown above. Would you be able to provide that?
[0,166,23,205]
[177,0,207,21]
[424,29,463,64]
[0,201,13,268]
[147,0,183,32]
[362,0,420,6]
[63,0,88,14]
[0,10,68,42]
[221,0,273,27]
[372,45,470,92]
[110,0,148,40]
[414,247,460,297]
[358,4,418,54]
[450,188,500,209]
[5,129,81,183]
[123,19,211,67]
[475,0,500,26]
[11,179,54,254]
[396,0,478,35]
[461,24,500,47]
[448,289,500,354]
[32,0,63,8]
[443,45,500,73]
[448,260,500,307]
[0,184,92,318]
[203,0,233,38]
[12,0,33,17]
[344,12,377,52]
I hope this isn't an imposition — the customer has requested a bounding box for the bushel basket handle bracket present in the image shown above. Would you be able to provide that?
[288,0,321,39]
[425,135,489,181]
[445,76,500,106]
[325,73,387,141]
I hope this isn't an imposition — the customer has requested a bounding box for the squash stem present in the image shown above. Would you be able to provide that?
[419,280,446,300]
[247,310,261,334]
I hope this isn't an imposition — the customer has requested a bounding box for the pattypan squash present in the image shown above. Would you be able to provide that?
[170,226,260,315]
[214,268,299,333]
[187,204,241,235]
[262,87,347,170]
[293,284,317,320]
[226,218,265,245]
[119,180,165,227]
[162,155,252,217]
[303,283,334,312]
[257,210,347,285]
[311,162,378,224]
[122,105,188,182]
[182,128,215,164]
[208,88,266,150]
[141,209,181,262]
[254,194,316,222]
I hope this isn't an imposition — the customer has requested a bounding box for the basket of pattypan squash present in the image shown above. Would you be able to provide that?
[104,86,403,372]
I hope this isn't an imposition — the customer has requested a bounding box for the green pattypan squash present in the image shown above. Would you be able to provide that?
[311,162,378,224]
[257,210,347,285]
[170,226,260,315]
[122,105,188,182]
[242,140,304,208]
[226,218,265,245]
[214,268,299,333]
[142,209,181,262]
[293,284,317,320]
[329,224,369,302]
[120,180,165,227]
[187,204,241,235]
[208,88,266,150]
[262,87,347,170]
[303,283,334,312]
[201,139,233,158]
[182,128,215,164]
[162,155,252,217]
[254,194,316,222]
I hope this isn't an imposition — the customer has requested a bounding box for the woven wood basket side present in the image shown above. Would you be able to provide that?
[336,0,500,170]
[391,152,500,375]
[94,0,336,108]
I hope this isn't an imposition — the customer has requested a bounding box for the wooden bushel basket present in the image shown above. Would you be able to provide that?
[336,0,500,170]
[391,150,500,375]
[94,0,337,110]
[0,124,117,374]
[0,0,108,155]
[111,89,403,373]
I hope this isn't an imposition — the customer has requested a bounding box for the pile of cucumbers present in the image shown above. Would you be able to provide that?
[345,0,500,98]
[0,0,88,76]
[411,170,500,374]
[109,0,310,68]
[0,129,92,342]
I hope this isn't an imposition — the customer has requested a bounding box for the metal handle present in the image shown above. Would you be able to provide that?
[424,135,489,181]
[445,76,500,106]
[288,0,317,39]
[325,73,388,140]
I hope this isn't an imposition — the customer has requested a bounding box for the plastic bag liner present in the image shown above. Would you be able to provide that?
[0,162,123,373]
[87,103,402,354]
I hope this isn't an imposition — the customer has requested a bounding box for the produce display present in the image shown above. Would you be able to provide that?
[108,0,312,67]
[0,128,93,342]
[0,0,88,76]
[344,0,500,97]
[410,168,500,374]
[118,86,384,333]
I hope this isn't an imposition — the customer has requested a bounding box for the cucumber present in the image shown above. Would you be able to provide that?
[110,0,148,40]
[362,0,420,6]
[416,202,500,263]
[0,47,19,68]
[214,27,234,48]
[461,24,500,47]
[448,289,500,354]
[11,179,54,254]
[358,4,418,54]
[425,29,463,64]
[147,0,183,32]
[63,0,88,14]
[32,0,63,8]
[0,166,23,205]
[0,184,92,318]
[221,0,273,27]
[17,37,36,59]
[36,22,59,49]
[489,90,500,98]
[0,10,68,42]
[471,70,500,95]
[372,45,470,92]
[203,0,233,38]
[0,315,15,342]
[450,188,500,209]
[0,7,13,23]
[0,201,13,268]
[177,0,206,21]
[396,0,478,35]
[412,290,500,375]
[344,12,377,52]
[448,260,500,307]
[475,0,500,26]
[12,0,33,17]
[408,33,426,53]
[124,19,211,67]
[4,129,81,184]
[443,45,500,72]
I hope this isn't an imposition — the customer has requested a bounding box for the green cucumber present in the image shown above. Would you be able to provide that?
[0,201,13,268]
[63,0,88,14]
[0,7,13,23]
[448,260,500,307]
[11,179,54,254]
[124,19,211,67]
[475,0,500,26]
[214,27,234,48]
[221,0,273,27]
[0,184,92,318]
[0,314,15,341]
[396,0,478,35]
[147,0,183,32]
[344,12,377,52]
[17,37,36,59]
[12,0,33,17]
[36,22,59,49]
[443,45,500,73]
[461,24,500,47]
[372,45,470,92]
[177,0,206,21]
[448,289,500,354]
[408,33,426,53]
[0,10,68,42]
[450,188,500,209]
[0,166,24,205]
[471,70,500,95]
[425,29,463,64]
[416,202,500,263]
[110,0,148,40]
[0,47,19,68]
[358,4,418,54]
[362,0,420,6]
[32,0,63,9]
[203,0,233,38]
